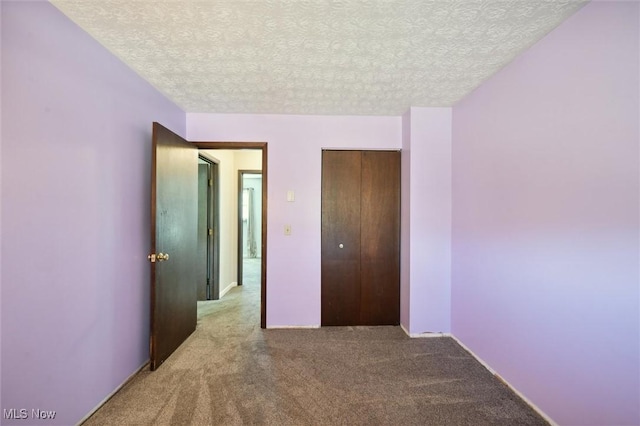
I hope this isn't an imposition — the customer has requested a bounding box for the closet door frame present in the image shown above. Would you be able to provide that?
[320,149,400,326]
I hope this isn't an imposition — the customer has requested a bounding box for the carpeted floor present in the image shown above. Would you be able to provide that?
[242,257,261,287]
[83,262,547,425]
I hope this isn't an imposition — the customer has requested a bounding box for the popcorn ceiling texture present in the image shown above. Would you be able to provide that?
[51,0,585,115]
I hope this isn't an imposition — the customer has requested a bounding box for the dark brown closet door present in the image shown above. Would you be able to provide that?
[321,150,361,326]
[321,150,400,326]
[360,151,400,325]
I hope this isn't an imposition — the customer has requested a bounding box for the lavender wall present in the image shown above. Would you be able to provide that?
[1,3,185,425]
[400,110,411,329]
[402,108,452,335]
[0,2,4,414]
[188,113,401,326]
[452,2,639,425]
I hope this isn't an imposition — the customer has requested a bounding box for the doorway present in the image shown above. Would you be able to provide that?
[150,123,268,371]
[197,156,219,300]
[195,142,267,328]
[238,170,262,287]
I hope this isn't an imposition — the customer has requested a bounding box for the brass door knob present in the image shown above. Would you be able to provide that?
[148,253,169,262]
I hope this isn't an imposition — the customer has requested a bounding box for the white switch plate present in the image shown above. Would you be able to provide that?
[284,224,292,235]
[287,190,295,202]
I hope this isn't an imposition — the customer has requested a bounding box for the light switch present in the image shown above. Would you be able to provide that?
[284,224,292,236]
[287,191,295,202]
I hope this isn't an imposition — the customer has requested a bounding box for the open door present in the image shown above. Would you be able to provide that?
[150,122,198,370]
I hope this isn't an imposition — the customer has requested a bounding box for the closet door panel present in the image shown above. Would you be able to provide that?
[360,151,400,325]
[321,150,361,326]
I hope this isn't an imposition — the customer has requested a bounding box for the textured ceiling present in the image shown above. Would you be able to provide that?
[51,0,586,116]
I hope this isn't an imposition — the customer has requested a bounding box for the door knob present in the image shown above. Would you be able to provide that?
[339,243,344,249]
[148,253,169,262]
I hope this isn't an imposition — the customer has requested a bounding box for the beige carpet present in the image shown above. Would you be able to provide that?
[83,268,547,425]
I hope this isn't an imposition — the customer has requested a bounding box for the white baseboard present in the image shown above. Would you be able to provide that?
[449,335,557,426]
[76,360,148,425]
[267,325,321,329]
[398,326,555,424]
[219,282,237,298]
[400,323,451,338]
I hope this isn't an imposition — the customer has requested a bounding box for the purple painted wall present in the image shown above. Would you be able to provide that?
[400,110,411,329]
[452,2,639,425]
[3,1,636,424]
[402,108,452,335]
[0,2,4,415]
[1,3,185,425]
[188,113,401,327]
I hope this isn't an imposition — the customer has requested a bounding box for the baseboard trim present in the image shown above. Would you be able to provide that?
[219,282,237,298]
[449,335,557,426]
[76,360,149,425]
[399,326,555,424]
[400,324,451,338]
[267,325,321,329]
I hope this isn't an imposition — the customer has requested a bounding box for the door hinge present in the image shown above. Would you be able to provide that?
[208,179,213,187]
[208,228,213,236]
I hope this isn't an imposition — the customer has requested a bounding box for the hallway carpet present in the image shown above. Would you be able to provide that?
[83,269,547,425]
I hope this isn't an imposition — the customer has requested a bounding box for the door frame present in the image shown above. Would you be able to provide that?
[197,155,220,300]
[194,141,268,329]
[237,170,262,286]
[320,149,401,326]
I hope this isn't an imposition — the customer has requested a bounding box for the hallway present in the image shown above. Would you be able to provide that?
[197,257,261,323]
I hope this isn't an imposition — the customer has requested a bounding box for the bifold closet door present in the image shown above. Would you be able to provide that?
[360,151,400,325]
[321,150,400,326]
[321,151,362,326]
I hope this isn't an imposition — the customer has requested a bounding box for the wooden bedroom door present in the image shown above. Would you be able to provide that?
[149,122,198,370]
[321,150,400,326]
